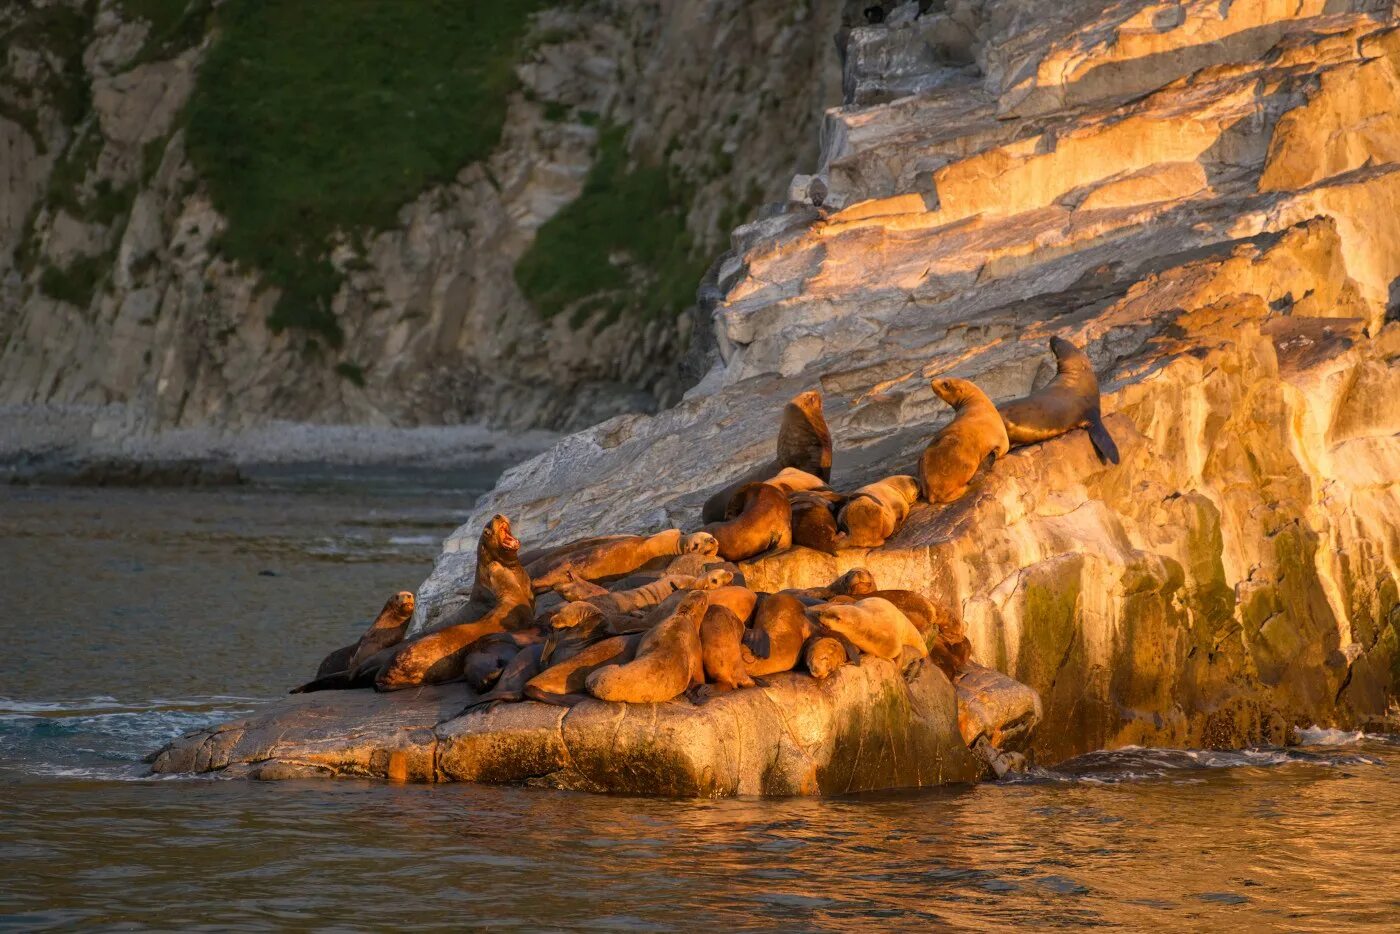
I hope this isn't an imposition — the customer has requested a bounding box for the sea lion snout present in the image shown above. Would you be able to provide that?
[1049,335,1075,357]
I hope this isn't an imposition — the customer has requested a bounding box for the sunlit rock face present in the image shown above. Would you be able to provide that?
[422,0,1400,761]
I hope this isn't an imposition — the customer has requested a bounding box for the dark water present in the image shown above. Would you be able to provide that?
[2,474,1399,931]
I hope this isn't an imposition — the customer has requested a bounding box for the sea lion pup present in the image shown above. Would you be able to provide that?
[529,529,719,594]
[688,605,757,704]
[837,475,920,548]
[999,336,1120,465]
[703,483,792,562]
[523,633,641,706]
[802,635,849,680]
[459,643,544,714]
[790,491,843,555]
[586,592,707,704]
[373,516,536,691]
[701,390,833,522]
[809,598,928,675]
[782,567,878,606]
[741,592,813,676]
[310,591,416,679]
[919,377,1010,504]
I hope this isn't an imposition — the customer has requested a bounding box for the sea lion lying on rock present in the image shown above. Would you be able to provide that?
[782,568,878,606]
[702,390,833,522]
[459,643,544,714]
[539,602,616,667]
[310,591,415,680]
[586,592,707,704]
[461,631,538,693]
[790,491,844,554]
[529,529,718,594]
[742,592,813,676]
[999,336,1119,465]
[919,377,1010,504]
[802,634,849,680]
[581,568,733,616]
[705,585,759,624]
[809,597,928,677]
[837,475,920,548]
[703,483,792,562]
[524,633,641,706]
[688,605,758,704]
[867,589,974,675]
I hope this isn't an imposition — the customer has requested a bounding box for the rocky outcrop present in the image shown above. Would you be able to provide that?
[0,0,841,441]
[420,1,1400,762]
[151,659,1039,795]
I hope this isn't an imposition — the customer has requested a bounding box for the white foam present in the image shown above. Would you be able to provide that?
[1295,725,1367,746]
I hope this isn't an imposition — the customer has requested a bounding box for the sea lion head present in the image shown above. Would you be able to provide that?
[832,567,877,596]
[675,590,710,628]
[929,377,980,409]
[809,603,845,632]
[385,591,416,618]
[463,651,511,693]
[481,514,521,559]
[1049,335,1092,373]
[547,601,604,631]
[701,568,735,590]
[682,531,720,555]
[790,390,823,417]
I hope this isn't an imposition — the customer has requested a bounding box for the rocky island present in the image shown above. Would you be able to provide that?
[152,0,1400,793]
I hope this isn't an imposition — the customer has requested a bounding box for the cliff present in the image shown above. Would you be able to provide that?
[418,0,1400,762]
[0,0,840,448]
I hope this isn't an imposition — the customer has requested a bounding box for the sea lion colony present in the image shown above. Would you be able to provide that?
[294,338,1119,710]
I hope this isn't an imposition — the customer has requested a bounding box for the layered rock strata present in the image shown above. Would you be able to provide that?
[420,1,1400,762]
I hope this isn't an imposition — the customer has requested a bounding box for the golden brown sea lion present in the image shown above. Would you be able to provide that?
[524,633,641,706]
[790,491,843,555]
[765,467,830,496]
[919,377,1010,504]
[837,475,920,548]
[864,589,970,677]
[703,483,792,562]
[809,597,928,665]
[701,390,833,522]
[529,529,718,594]
[519,535,630,570]
[431,514,534,631]
[458,642,544,714]
[705,584,759,625]
[688,605,757,704]
[310,591,415,679]
[802,634,848,680]
[585,592,707,704]
[781,568,878,606]
[999,336,1119,464]
[741,592,813,676]
[582,568,734,616]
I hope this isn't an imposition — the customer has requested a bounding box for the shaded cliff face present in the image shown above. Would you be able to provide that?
[0,0,841,435]
[425,0,1400,760]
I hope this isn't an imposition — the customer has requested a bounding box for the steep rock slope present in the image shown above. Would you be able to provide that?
[0,0,841,439]
[424,0,1400,761]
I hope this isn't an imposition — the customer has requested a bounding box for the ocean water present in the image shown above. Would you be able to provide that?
[2,475,1398,931]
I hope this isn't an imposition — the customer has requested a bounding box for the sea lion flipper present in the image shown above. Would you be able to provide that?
[289,672,351,694]
[1086,415,1120,465]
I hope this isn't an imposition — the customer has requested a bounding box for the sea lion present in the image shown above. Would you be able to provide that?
[802,635,848,680]
[461,631,537,693]
[809,598,928,669]
[703,483,792,562]
[790,491,843,555]
[705,584,759,624]
[701,390,833,522]
[582,568,734,616]
[431,514,534,631]
[458,643,544,714]
[999,336,1120,464]
[741,592,813,676]
[519,535,630,570]
[782,567,878,606]
[524,633,641,706]
[709,467,832,519]
[310,591,415,679]
[529,529,719,594]
[539,601,614,667]
[585,592,707,704]
[836,475,920,548]
[919,377,1010,504]
[689,605,758,704]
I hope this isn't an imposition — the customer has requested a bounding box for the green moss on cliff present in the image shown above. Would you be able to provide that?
[185,0,549,346]
[514,123,707,324]
[116,0,213,66]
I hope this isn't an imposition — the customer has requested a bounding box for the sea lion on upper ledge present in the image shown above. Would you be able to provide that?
[310,591,415,680]
[529,529,718,594]
[998,336,1120,464]
[703,482,792,562]
[701,390,833,522]
[837,475,920,548]
[918,377,1010,504]
[585,592,707,704]
[790,490,844,555]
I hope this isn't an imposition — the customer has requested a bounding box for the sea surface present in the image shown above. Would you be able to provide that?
[2,471,1398,931]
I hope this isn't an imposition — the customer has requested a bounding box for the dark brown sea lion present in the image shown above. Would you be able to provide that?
[310,591,416,679]
[999,336,1120,464]
[461,631,539,693]
[585,592,707,703]
[703,483,792,562]
[688,605,758,704]
[458,643,544,714]
[701,390,833,522]
[782,567,878,606]
[539,601,621,667]
[529,529,719,594]
[837,475,920,548]
[809,598,927,663]
[523,633,641,706]
[373,515,535,691]
[802,635,848,680]
[919,377,1010,504]
[741,592,813,676]
[790,491,843,555]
